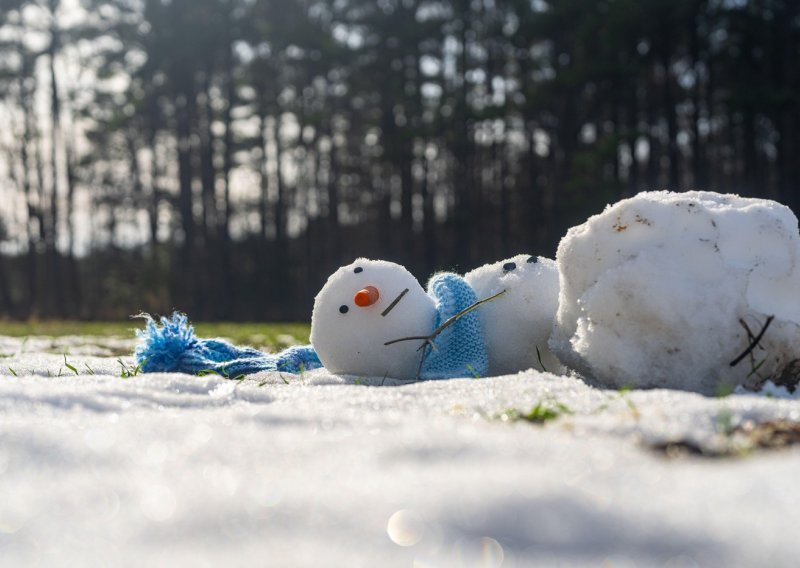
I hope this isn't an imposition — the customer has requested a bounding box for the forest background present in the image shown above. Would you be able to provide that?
[0,0,797,321]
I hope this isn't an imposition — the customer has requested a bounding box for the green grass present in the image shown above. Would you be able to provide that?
[0,320,311,352]
[498,400,573,425]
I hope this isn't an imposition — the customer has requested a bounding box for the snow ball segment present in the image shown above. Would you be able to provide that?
[309,259,440,379]
[465,253,561,375]
[550,190,800,394]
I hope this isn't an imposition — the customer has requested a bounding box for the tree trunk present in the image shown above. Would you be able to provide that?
[325,120,342,266]
[453,0,473,270]
[65,119,80,317]
[175,86,196,312]
[660,38,680,189]
[645,74,661,189]
[626,81,641,196]
[690,0,707,189]
[200,70,218,249]
[47,1,64,317]
[0,255,12,315]
[525,124,541,249]
[147,130,160,251]
[257,100,271,242]
[420,145,437,274]
[219,9,235,318]
[19,71,39,315]
[272,112,291,317]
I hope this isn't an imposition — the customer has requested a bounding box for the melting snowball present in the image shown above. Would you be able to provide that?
[550,190,800,393]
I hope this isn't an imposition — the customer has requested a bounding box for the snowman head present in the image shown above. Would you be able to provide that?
[310,258,437,379]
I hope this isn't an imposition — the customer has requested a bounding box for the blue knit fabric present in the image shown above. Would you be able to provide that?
[135,313,322,376]
[420,273,489,379]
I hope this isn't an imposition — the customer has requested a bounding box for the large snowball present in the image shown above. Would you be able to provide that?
[310,258,436,379]
[550,191,800,394]
[465,254,562,375]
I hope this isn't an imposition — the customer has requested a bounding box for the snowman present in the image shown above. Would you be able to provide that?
[136,258,492,380]
[465,254,562,375]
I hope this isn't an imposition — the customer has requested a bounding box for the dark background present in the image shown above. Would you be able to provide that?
[0,0,798,321]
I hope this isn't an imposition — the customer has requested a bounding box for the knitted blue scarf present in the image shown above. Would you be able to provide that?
[134,313,322,376]
[135,272,488,380]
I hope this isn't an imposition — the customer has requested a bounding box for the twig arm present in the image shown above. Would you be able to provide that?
[428,290,507,340]
[384,335,431,346]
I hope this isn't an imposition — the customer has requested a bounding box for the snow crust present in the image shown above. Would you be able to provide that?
[465,254,562,375]
[2,336,800,566]
[551,191,800,394]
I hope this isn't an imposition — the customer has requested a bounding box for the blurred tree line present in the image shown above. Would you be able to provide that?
[0,0,798,320]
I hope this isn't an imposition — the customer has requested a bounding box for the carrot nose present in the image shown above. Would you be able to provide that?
[354,286,380,307]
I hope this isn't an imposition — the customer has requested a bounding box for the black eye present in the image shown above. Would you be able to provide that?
[339,305,349,314]
[527,256,538,264]
[354,267,363,274]
[503,262,517,272]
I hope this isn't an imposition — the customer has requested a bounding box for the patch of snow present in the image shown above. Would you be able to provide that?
[735,380,799,400]
[0,335,136,357]
[1,345,800,565]
[551,191,800,394]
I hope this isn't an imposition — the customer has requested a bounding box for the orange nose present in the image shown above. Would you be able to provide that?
[354,286,380,307]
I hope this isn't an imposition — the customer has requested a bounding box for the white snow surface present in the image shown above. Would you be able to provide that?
[2,335,800,567]
[551,191,800,394]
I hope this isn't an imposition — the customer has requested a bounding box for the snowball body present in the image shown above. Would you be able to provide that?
[465,254,562,375]
[310,258,437,379]
[550,190,800,393]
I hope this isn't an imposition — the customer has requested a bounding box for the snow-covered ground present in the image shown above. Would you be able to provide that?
[2,335,800,567]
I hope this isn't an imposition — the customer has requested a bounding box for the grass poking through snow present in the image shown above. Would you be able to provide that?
[118,358,145,379]
[63,355,79,376]
[497,400,573,425]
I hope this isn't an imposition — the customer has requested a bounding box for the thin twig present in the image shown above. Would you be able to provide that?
[428,289,507,339]
[738,317,767,376]
[730,315,774,367]
[384,335,431,347]
[739,318,757,343]
[536,346,548,373]
[416,346,426,378]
